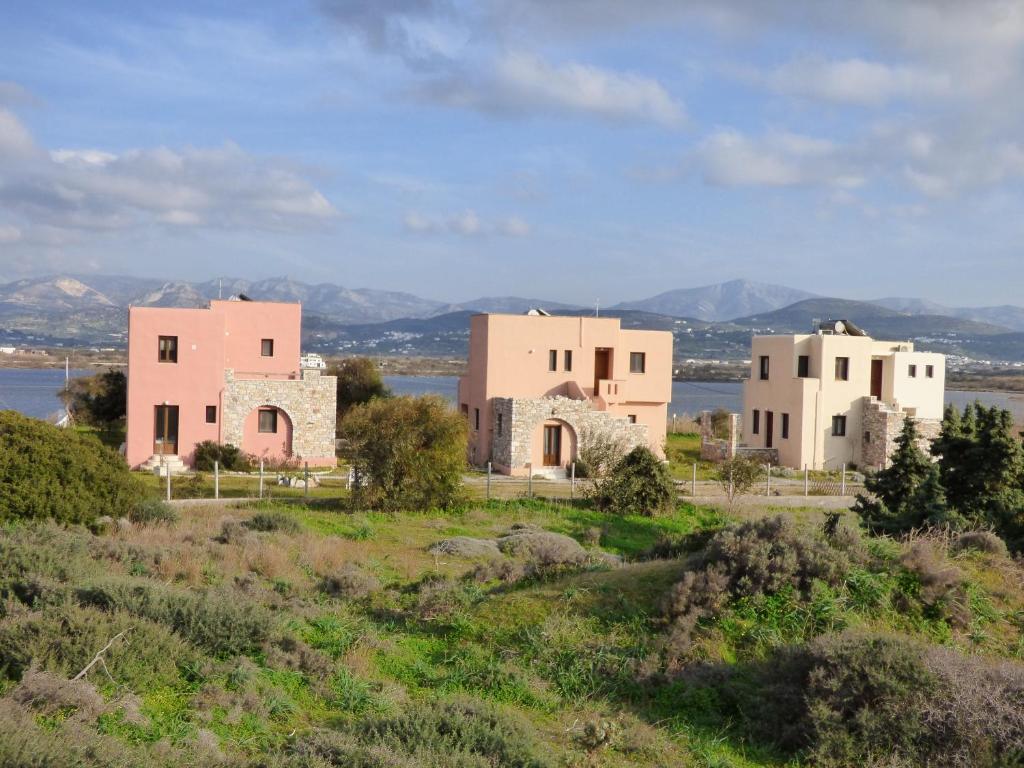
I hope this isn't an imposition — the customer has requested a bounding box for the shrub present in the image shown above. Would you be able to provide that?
[413,575,477,621]
[899,542,970,627]
[951,530,1008,556]
[496,530,586,566]
[319,563,381,600]
[330,357,391,419]
[342,395,466,511]
[60,368,126,427]
[0,411,145,525]
[576,426,629,480]
[592,446,674,516]
[9,667,107,723]
[193,440,246,471]
[247,510,302,535]
[129,499,179,526]
[714,455,763,504]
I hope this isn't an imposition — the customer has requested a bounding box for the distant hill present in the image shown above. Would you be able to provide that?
[613,279,818,321]
[449,297,584,314]
[872,296,1024,333]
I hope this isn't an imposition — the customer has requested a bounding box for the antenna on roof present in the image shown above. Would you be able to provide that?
[595,299,600,318]
[218,278,223,299]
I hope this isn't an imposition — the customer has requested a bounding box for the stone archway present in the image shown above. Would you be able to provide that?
[532,417,578,470]
[241,404,294,464]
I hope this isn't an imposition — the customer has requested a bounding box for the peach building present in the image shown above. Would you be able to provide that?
[125,299,337,472]
[457,312,673,476]
[742,322,945,471]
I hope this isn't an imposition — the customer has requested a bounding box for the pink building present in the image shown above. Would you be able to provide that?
[125,299,337,471]
[458,313,673,476]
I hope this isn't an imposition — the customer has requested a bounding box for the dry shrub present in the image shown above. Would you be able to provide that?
[899,541,970,628]
[951,530,1008,557]
[320,563,381,600]
[247,510,302,535]
[428,537,501,559]
[9,666,107,723]
[497,531,586,566]
[413,574,475,621]
[467,558,525,584]
[217,517,251,545]
[151,546,207,585]
[244,540,295,582]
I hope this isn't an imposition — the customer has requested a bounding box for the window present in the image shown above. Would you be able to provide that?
[564,350,573,371]
[752,409,760,435]
[759,355,770,380]
[258,408,278,434]
[630,352,646,374]
[864,431,872,444]
[205,405,217,424]
[835,357,850,381]
[158,335,178,363]
[781,413,790,440]
[460,403,469,418]
[261,338,274,357]
[832,415,847,436]
[908,364,917,378]
[627,414,637,424]
[798,355,810,378]
[496,413,503,437]
[548,349,557,371]
[926,365,934,378]
[474,408,480,431]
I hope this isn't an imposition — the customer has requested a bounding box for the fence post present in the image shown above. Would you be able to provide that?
[304,462,310,500]
[804,465,809,497]
[729,466,734,500]
[165,458,171,502]
[766,463,771,496]
[486,462,492,501]
[691,462,697,497]
[840,463,847,496]
[259,459,264,500]
[672,413,677,433]
[214,460,219,500]
[528,463,533,499]
[570,462,575,501]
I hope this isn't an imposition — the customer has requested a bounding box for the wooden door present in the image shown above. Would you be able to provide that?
[594,349,610,394]
[765,411,774,449]
[154,405,179,455]
[542,424,562,466]
[871,359,883,399]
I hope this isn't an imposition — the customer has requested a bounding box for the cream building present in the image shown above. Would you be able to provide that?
[742,322,945,470]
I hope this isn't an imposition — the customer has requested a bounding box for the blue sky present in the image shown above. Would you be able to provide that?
[1,0,1023,305]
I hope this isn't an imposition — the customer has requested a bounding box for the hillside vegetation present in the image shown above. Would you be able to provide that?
[2,493,1024,767]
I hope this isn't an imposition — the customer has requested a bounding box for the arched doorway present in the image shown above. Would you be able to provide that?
[242,405,293,463]
[531,419,577,469]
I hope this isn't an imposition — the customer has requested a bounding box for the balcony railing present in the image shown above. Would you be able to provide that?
[595,378,627,408]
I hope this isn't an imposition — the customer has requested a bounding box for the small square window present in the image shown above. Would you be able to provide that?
[832,415,847,436]
[158,335,178,363]
[908,364,917,378]
[627,414,637,424]
[261,339,274,357]
[205,405,217,423]
[564,350,573,371]
[474,408,480,431]
[548,349,557,371]
[752,409,760,435]
[759,355,770,380]
[864,431,872,444]
[258,409,278,434]
[781,413,789,440]
[630,352,646,374]
[926,364,934,378]
[797,355,810,378]
[835,357,849,381]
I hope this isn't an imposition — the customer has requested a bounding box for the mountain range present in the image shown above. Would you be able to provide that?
[3,274,1024,362]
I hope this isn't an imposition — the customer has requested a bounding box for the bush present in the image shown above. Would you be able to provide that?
[9,667,107,723]
[319,564,381,600]
[330,357,391,419]
[60,368,126,427]
[952,530,1008,556]
[576,426,629,480]
[129,499,179,526]
[342,395,467,511]
[899,541,970,627]
[714,455,763,504]
[247,510,302,535]
[592,446,674,516]
[193,440,246,471]
[0,411,145,525]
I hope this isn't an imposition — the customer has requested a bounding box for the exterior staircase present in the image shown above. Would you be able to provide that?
[140,454,187,476]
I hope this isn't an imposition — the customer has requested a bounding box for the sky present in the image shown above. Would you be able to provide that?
[1,0,1023,306]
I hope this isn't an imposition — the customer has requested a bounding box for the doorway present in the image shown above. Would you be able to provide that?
[154,405,179,455]
[543,424,562,466]
[594,348,610,394]
[765,410,774,449]
[871,359,883,399]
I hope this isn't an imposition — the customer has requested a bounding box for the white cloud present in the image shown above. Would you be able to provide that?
[404,209,529,236]
[758,57,950,106]
[0,224,21,243]
[0,109,35,157]
[694,130,846,187]
[420,52,685,126]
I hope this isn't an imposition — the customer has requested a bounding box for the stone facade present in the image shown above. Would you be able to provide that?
[861,396,941,470]
[222,368,337,462]
[700,411,741,461]
[490,395,648,474]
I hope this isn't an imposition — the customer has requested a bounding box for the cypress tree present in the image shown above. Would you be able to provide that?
[854,417,935,534]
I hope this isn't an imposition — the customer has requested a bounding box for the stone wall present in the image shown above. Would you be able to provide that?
[700,410,741,461]
[861,396,941,470]
[490,395,648,473]
[223,368,337,463]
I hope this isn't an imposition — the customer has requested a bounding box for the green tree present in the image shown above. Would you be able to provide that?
[60,368,126,426]
[593,446,675,516]
[341,395,466,511]
[854,418,936,533]
[715,455,763,505]
[0,411,145,524]
[329,357,390,419]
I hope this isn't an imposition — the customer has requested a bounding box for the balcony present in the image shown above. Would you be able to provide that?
[594,378,627,409]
